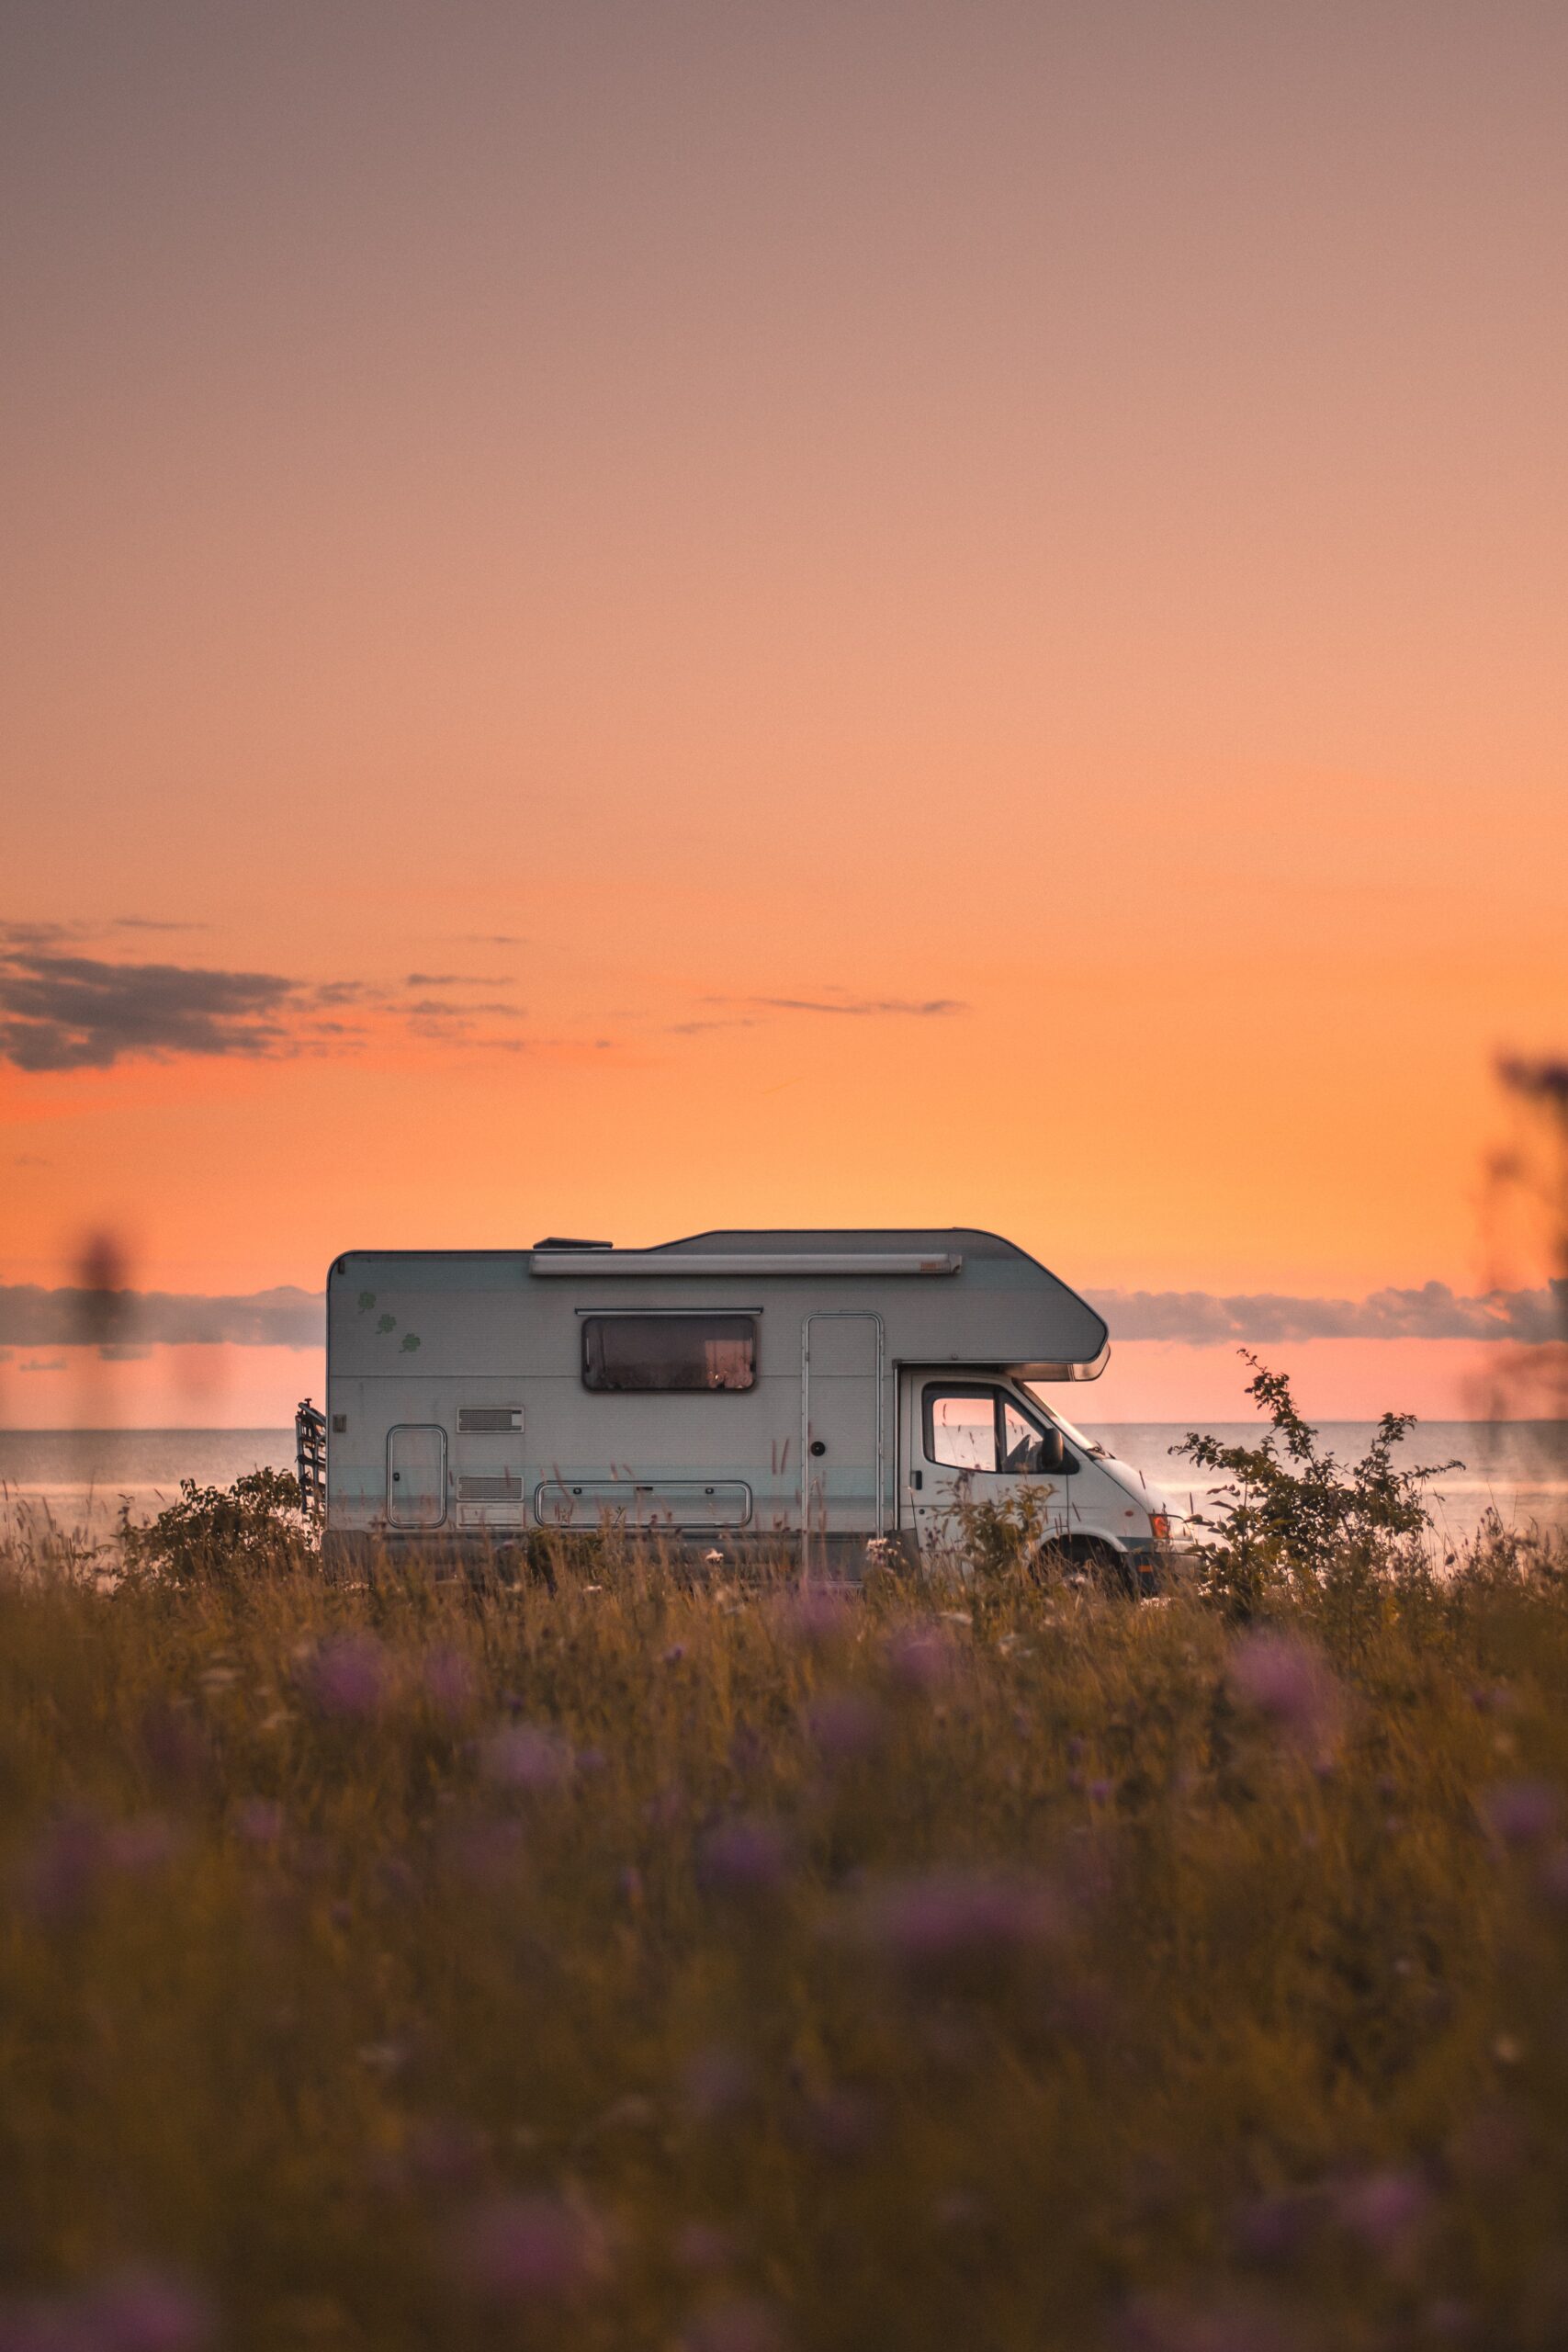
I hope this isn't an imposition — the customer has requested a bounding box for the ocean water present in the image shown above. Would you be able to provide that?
[2,1422,1565,1550]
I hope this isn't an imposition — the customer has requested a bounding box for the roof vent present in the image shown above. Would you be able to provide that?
[532,1236,613,1250]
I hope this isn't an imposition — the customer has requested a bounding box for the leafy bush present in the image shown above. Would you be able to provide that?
[1176,1352,1457,1619]
[118,1466,313,1588]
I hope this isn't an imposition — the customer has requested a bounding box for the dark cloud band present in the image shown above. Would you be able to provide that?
[1086,1281,1566,1345]
[0,952,299,1071]
[1,1280,1561,1354]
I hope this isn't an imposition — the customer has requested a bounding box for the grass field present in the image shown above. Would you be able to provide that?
[5,1483,1568,2350]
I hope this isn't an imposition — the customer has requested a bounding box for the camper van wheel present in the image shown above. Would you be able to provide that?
[1041,1536,1139,1600]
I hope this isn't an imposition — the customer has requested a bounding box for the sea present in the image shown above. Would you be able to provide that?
[2,1423,1566,1552]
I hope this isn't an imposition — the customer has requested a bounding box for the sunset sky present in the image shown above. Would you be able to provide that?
[2,1,1564,1427]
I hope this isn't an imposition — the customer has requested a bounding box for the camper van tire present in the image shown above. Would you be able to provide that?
[1044,1536,1143,1600]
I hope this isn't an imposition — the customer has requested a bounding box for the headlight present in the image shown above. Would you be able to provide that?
[1150,1512,1172,1542]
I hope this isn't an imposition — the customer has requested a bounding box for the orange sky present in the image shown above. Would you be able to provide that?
[2,1,1564,1427]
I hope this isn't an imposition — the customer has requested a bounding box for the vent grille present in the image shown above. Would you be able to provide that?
[458,1407,523,1434]
[459,1474,524,1502]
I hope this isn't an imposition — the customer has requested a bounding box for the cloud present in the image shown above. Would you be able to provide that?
[112,917,211,933]
[0,1285,320,1349]
[0,952,302,1071]
[404,972,512,988]
[18,1358,66,1374]
[689,993,966,1024]
[1089,1281,1567,1345]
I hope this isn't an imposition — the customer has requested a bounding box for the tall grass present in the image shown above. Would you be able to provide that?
[5,1500,1568,2347]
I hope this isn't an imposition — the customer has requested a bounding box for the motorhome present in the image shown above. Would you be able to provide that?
[309,1228,1171,1589]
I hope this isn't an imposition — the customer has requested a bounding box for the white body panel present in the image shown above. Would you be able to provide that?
[322,1228,1156,1569]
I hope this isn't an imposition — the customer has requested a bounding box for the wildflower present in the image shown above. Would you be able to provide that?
[672,2222,737,2274]
[681,2296,791,2352]
[774,1589,851,1646]
[297,1632,388,1719]
[422,1647,479,1719]
[883,1624,959,1693]
[1334,2166,1430,2256]
[0,2267,219,2352]
[138,1705,209,1787]
[804,1690,885,1764]
[1233,2190,1316,2265]
[404,2116,488,2190]
[696,1815,790,1897]
[797,2085,879,2161]
[1479,1780,1560,1847]
[451,2192,608,2303]
[661,1645,687,1667]
[1226,1631,1341,1754]
[15,1810,107,1925]
[481,1724,575,1792]
[681,2043,753,2123]
[856,1866,1066,1984]
[233,1799,284,1845]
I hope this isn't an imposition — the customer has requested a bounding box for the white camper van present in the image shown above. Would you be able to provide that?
[314,1229,1171,1589]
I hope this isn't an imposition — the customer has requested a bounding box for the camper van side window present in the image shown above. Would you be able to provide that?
[924,1388,1001,1473]
[581,1315,756,1393]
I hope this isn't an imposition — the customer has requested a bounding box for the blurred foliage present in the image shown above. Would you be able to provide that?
[2,1458,1568,2347]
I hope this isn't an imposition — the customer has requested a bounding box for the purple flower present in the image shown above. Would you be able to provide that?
[884,1625,960,1693]
[1232,2190,1316,2265]
[481,1724,575,1792]
[1334,2167,1430,2256]
[441,1815,525,1885]
[1479,1780,1560,1848]
[233,1799,284,1846]
[105,1817,182,1875]
[15,1811,106,1925]
[404,2117,488,2191]
[681,2044,753,2123]
[1227,1631,1340,1752]
[422,1647,479,1719]
[695,1816,790,1898]
[1118,2296,1295,2352]
[773,1589,851,1647]
[0,2268,217,2352]
[451,2193,607,2302]
[298,1633,388,1719]
[681,2298,791,2352]
[85,2268,214,2352]
[857,1866,1066,1981]
[797,2086,879,2161]
[804,1690,885,1764]
[138,1707,209,1788]
[672,2222,737,2274]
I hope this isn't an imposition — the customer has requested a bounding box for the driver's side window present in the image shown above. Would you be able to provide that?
[925,1389,999,1472]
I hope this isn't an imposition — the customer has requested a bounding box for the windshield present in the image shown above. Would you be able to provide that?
[1022,1389,1106,1455]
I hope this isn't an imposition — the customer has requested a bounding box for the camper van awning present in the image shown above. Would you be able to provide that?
[527,1250,963,1278]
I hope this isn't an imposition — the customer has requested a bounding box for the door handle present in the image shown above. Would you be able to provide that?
[911,1470,922,1491]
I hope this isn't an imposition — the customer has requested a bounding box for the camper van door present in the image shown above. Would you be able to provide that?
[801,1312,883,1558]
